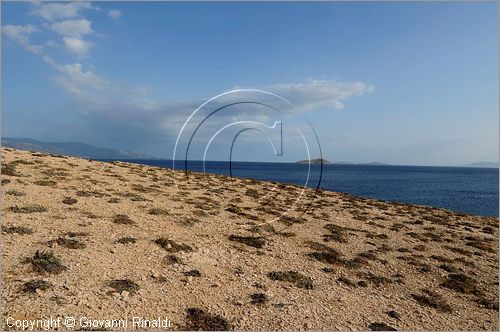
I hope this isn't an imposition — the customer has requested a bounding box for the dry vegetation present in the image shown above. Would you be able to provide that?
[1,148,498,331]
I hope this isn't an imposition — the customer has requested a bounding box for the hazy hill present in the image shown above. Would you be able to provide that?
[462,162,499,168]
[295,158,331,165]
[1,137,151,160]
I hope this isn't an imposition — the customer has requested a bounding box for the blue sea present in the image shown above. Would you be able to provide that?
[107,160,499,217]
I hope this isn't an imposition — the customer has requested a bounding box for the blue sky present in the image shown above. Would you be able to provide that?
[2,1,498,165]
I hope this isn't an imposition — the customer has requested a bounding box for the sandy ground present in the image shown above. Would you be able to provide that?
[1,148,498,331]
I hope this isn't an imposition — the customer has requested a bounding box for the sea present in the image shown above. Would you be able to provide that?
[104,160,499,217]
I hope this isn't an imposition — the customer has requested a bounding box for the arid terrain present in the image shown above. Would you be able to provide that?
[1,148,498,331]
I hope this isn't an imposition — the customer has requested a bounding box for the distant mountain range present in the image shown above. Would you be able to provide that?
[332,161,389,166]
[295,159,390,165]
[2,137,497,168]
[462,162,499,168]
[1,137,152,160]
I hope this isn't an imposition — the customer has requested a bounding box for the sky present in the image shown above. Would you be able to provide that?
[1,1,498,166]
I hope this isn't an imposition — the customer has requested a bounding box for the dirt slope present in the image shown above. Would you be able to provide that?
[1,148,498,330]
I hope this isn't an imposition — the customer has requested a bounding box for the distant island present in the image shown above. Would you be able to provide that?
[296,158,331,165]
[1,137,152,160]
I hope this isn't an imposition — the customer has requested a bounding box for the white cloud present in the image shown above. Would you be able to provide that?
[29,2,92,21]
[47,60,152,112]
[50,19,93,37]
[44,39,58,48]
[108,9,122,20]
[2,24,43,54]
[2,24,38,44]
[263,79,374,112]
[63,37,92,56]
[51,62,109,98]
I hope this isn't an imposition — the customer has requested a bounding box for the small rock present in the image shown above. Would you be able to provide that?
[121,290,129,299]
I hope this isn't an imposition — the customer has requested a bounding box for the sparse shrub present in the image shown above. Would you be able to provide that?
[5,189,25,196]
[185,308,231,331]
[226,205,243,215]
[1,163,19,176]
[113,214,135,225]
[2,226,33,235]
[386,311,400,319]
[116,237,137,244]
[368,322,397,331]
[267,270,313,289]
[482,226,494,234]
[358,251,379,261]
[193,210,208,218]
[245,188,260,199]
[441,273,481,295]
[21,279,53,293]
[62,197,78,205]
[357,280,368,287]
[323,224,348,243]
[34,180,56,186]
[308,251,344,266]
[109,279,140,294]
[277,231,296,238]
[475,297,499,311]
[361,272,393,286]
[148,208,170,216]
[465,237,495,253]
[430,255,453,263]
[444,245,473,257]
[49,237,86,249]
[413,245,427,251]
[229,235,265,249]
[279,214,303,225]
[154,237,192,252]
[179,217,200,227]
[164,254,183,265]
[132,184,156,193]
[76,190,107,198]
[9,204,47,213]
[338,276,356,287]
[438,264,458,273]
[411,290,452,312]
[65,231,89,237]
[82,211,99,219]
[250,292,268,304]
[25,251,67,274]
[366,233,389,240]
[183,270,202,277]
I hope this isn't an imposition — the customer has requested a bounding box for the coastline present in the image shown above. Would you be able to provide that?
[1,148,498,330]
